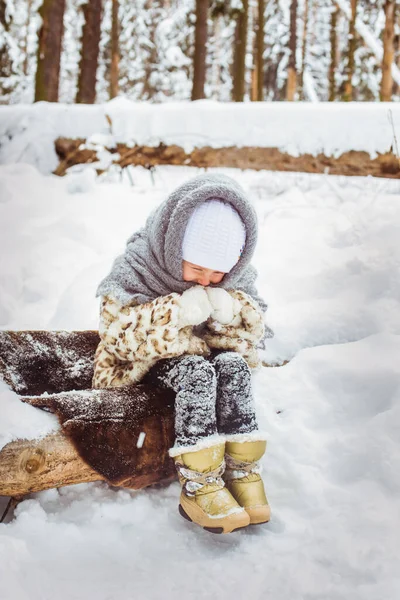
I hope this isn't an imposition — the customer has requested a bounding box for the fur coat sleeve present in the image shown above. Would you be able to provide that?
[203,290,265,368]
[92,293,209,388]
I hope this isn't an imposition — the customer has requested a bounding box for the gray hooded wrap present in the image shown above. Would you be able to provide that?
[96,173,268,311]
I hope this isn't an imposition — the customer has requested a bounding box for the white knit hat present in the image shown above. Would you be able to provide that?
[182,199,246,273]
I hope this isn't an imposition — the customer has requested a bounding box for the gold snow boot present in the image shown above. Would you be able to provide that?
[175,443,250,534]
[224,440,271,525]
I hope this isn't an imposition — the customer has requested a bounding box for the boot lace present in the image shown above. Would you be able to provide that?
[224,454,261,481]
[176,460,226,497]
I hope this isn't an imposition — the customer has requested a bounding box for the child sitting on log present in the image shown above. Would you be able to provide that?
[93,173,272,534]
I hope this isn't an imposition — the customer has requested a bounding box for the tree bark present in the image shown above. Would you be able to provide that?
[192,0,208,100]
[76,0,102,104]
[35,0,66,102]
[253,0,264,101]
[211,13,222,98]
[342,0,357,102]
[110,0,119,99]
[23,0,34,76]
[299,0,309,99]
[232,0,249,102]
[286,0,298,101]
[0,0,9,30]
[381,0,395,101]
[329,5,338,101]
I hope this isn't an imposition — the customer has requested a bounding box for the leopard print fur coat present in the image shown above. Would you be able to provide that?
[92,289,265,389]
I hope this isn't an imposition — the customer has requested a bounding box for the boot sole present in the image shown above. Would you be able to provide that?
[178,504,246,534]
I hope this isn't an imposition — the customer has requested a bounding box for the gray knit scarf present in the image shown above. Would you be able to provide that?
[97,173,268,311]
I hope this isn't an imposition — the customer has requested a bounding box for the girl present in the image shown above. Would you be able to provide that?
[93,173,272,534]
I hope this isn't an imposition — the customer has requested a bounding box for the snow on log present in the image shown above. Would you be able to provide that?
[53,138,400,179]
[0,330,100,396]
[0,330,177,497]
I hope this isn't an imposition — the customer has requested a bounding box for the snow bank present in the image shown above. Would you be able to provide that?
[0,380,58,450]
[1,99,400,173]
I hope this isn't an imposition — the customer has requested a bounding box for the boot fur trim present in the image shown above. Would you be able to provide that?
[223,431,268,444]
[169,434,226,458]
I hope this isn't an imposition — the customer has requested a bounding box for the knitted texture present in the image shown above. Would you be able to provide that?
[96,173,267,310]
[182,199,246,272]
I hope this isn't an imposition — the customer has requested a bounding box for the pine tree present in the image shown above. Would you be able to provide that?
[232,0,248,102]
[0,0,13,99]
[35,0,66,102]
[76,0,102,104]
[286,0,298,100]
[381,0,395,101]
[110,0,119,98]
[328,4,338,101]
[254,0,264,101]
[299,0,309,99]
[192,0,208,99]
[342,0,358,101]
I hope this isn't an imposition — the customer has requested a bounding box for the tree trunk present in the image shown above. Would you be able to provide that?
[299,0,309,99]
[76,0,102,104]
[254,0,264,101]
[23,0,34,76]
[35,0,66,102]
[192,0,208,100]
[211,14,222,98]
[286,0,298,101]
[342,0,357,102]
[329,5,338,101]
[251,4,258,101]
[110,0,119,99]
[232,0,249,102]
[381,0,395,101]
[0,0,9,30]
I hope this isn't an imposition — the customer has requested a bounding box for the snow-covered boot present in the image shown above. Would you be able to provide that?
[224,440,270,525]
[175,444,251,534]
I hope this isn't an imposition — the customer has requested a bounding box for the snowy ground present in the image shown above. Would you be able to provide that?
[0,163,400,600]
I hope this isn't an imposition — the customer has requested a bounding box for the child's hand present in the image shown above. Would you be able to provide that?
[177,285,213,327]
[205,288,241,325]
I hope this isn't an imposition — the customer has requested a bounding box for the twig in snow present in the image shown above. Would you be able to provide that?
[126,165,135,187]
[388,109,400,168]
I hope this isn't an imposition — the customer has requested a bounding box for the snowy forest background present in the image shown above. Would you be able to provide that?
[1,0,400,106]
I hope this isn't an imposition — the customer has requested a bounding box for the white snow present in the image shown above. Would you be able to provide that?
[0,162,399,599]
[0,380,57,450]
[136,432,146,449]
[1,100,400,173]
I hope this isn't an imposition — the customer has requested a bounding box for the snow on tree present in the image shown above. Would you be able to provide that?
[1,0,400,103]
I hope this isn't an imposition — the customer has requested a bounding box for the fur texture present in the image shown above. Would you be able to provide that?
[93,287,265,388]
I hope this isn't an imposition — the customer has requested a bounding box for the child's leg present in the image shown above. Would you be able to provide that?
[211,352,259,436]
[212,352,270,524]
[146,355,250,533]
[147,354,219,450]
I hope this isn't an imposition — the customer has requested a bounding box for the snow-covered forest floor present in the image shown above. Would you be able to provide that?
[0,163,399,600]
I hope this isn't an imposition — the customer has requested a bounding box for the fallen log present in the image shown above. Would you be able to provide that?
[0,330,176,496]
[0,330,288,498]
[0,432,104,497]
[54,137,400,178]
